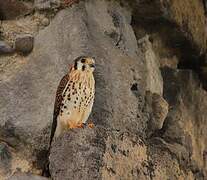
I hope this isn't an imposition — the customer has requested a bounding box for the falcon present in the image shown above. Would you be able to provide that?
[50,56,95,144]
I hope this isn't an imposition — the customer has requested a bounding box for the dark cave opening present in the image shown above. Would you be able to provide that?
[131,14,207,91]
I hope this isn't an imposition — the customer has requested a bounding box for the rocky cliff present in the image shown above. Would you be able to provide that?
[0,0,207,180]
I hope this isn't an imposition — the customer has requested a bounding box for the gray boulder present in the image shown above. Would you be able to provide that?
[15,34,34,54]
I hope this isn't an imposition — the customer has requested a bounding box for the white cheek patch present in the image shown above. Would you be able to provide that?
[77,62,82,70]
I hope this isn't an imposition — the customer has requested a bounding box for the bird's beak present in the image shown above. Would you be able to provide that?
[89,64,95,68]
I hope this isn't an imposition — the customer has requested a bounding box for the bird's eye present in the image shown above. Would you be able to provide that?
[81,58,86,63]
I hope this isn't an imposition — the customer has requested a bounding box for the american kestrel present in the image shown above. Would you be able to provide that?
[50,56,95,144]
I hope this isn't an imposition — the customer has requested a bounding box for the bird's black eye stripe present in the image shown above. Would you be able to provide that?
[82,65,85,71]
[74,61,78,70]
[81,58,86,63]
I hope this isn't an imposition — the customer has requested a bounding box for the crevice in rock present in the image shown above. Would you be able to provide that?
[130,83,138,92]
[177,54,207,90]
[35,149,50,177]
[132,17,202,64]
[131,3,207,90]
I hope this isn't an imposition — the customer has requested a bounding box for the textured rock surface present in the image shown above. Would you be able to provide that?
[0,142,37,179]
[0,0,206,179]
[138,36,163,95]
[34,0,61,10]
[165,0,206,53]
[0,142,11,178]
[133,0,206,56]
[0,0,32,20]
[161,68,207,178]
[8,172,49,180]
[146,91,168,136]
[50,127,106,180]
[101,131,150,180]
[0,41,14,54]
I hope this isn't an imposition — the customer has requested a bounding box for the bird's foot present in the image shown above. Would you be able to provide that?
[68,123,84,129]
[76,123,84,128]
[88,122,95,128]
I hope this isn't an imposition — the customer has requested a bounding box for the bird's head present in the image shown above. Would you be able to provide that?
[72,56,95,73]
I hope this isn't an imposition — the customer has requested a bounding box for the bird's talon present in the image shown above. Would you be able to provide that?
[76,123,84,128]
[68,123,84,129]
[88,122,95,128]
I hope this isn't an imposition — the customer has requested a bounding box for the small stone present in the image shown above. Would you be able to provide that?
[146,91,169,133]
[41,17,50,26]
[0,41,14,54]
[15,34,34,54]
[151,93,169,129]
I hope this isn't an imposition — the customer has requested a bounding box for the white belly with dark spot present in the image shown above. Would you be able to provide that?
[59,78,94,126]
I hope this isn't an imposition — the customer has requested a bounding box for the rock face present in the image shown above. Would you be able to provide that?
[138,36,163,95]
[0,0,32,20]
[8,172,49,180]
[133,0,206,56]
[146,91,169,136]
[0,0,206,179]
[161,68,207,178]
[34,0,60,10]
[50,127,106,180]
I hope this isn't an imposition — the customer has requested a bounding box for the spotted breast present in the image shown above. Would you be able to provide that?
[50,56,95,142]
